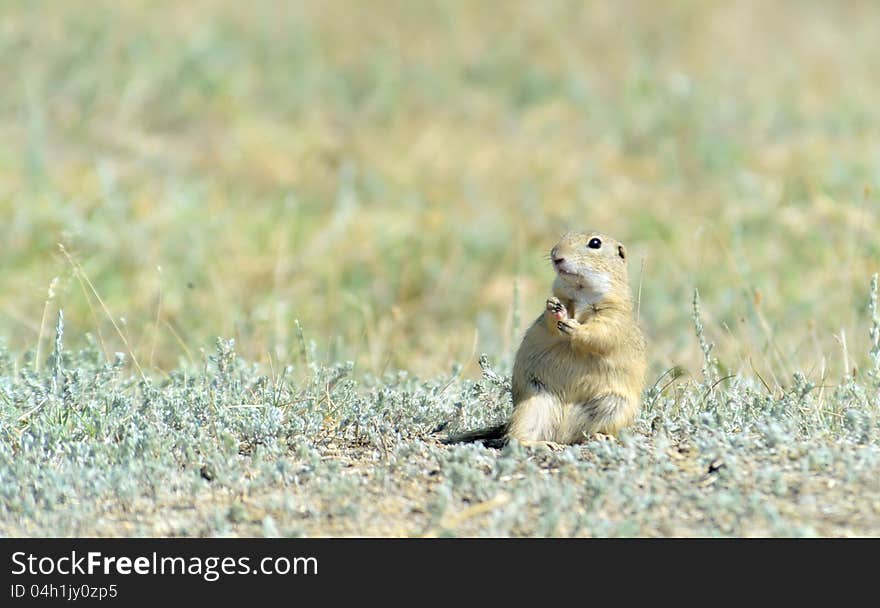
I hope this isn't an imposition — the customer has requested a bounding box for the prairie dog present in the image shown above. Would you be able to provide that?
[443,230,646,448]
[507,230,646,446]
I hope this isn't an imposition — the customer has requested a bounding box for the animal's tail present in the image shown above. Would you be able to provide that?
[440,424,508,448]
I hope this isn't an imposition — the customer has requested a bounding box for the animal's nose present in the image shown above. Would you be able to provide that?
[553,257,565,266]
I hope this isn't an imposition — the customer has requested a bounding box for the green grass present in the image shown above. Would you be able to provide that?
[2,289,880,536]
[1,0,880,536]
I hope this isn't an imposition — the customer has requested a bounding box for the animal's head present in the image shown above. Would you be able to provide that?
[550,230,628,303]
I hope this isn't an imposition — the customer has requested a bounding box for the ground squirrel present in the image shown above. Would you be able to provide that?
[444,230,647,448]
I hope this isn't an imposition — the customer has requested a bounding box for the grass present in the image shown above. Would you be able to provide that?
[2,291,880,536]
[1,0,880,536]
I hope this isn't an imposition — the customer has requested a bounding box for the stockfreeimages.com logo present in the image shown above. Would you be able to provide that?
[11,551,318,582]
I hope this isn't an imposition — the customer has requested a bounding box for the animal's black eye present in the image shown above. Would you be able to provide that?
[588,237,602,249]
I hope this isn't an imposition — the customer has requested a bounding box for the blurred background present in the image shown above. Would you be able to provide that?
[1,0,878,385]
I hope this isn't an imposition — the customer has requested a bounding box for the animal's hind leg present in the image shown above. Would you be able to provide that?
[506,392,562,445]
[518,440,566,452]
[558,393,636,444]
[589,393,637,436]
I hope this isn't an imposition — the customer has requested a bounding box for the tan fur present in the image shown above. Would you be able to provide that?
[507,230,647,445]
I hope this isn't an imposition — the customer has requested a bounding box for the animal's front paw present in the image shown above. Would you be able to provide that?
[546,297,567,320]
[557,318,578,335]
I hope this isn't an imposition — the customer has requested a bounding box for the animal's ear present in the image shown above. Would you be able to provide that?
[617,244,626,260]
